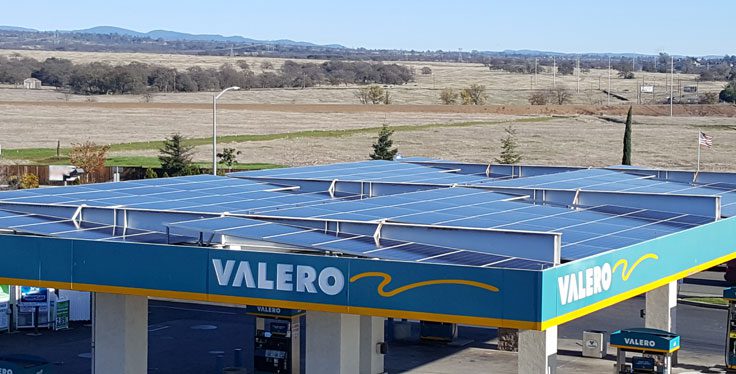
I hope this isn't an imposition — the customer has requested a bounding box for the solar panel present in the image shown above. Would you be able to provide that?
[481,168,736,217]
[231,160,494,185]
[164,216,551,269]
[245,180,704,260]
[3,160,733,269]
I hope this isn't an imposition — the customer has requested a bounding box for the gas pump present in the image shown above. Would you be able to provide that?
[610,328,679,374]
[247,306,304,374]
[723,287,736,370]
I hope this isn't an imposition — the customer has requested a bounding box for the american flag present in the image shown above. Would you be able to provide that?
[699,132,713,148]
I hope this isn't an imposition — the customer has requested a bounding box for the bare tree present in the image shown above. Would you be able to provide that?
[439,88,459,104]
[140,91,154,103]
[550,86,572,105]
[355,85,389,104]
[460,84,488,105]
[528,90,548,105]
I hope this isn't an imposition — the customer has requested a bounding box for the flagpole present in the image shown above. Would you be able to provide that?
[695,130,701,183]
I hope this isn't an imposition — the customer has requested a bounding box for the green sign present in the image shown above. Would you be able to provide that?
[55,299,70,330]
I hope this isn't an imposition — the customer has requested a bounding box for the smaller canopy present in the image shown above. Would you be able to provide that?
[610,328,680,353]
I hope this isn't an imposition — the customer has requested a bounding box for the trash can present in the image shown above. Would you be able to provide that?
[582,330,608,358]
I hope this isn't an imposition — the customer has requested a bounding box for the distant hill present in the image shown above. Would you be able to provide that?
[73,26,144,37]
[0,25,38,32]
[501,49,690,59]
[70,26,343,48]
[0,25,725,59]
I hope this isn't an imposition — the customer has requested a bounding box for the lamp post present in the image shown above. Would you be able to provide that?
[213,86,240,175]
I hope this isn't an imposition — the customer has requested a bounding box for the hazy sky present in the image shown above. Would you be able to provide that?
[1,0,733,56]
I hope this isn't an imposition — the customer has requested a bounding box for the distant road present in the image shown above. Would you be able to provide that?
[1,101,734,117]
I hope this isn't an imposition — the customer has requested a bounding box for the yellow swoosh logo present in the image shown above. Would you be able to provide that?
[350,271,499,297]
[612,253,659,281]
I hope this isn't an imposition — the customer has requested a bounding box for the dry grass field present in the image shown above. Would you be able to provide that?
[0,103,521,148]
[0,49,734,172]
[0,49,728,105]
[101,115,734,171]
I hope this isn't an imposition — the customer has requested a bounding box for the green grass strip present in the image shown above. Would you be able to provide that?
[1,116,553,164]
[684,297,728,306]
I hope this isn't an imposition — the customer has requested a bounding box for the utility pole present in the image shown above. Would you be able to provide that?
[670,55,674,117]
[576,57,580,93]
[607,56,611,105]
[553,56,556,88]
[534,58,538,86]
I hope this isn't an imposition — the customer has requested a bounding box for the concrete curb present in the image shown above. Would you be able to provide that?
[678,298,728,310]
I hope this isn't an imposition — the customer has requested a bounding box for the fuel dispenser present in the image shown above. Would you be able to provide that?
[610,328,680,374]
[723,287,736,370]
[247,306,304,374]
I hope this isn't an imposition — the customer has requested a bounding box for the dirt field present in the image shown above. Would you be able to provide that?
[0,49,734,172]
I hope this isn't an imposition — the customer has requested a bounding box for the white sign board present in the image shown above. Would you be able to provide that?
[640,85,654,93]
[49,165,77,182]
[0,302,8,330]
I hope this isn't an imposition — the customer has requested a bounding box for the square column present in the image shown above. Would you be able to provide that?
[518,326,557,374]
[93,293,148,374]
[306,311,360,374]
[645,281,677,332]
[359,316,385,374]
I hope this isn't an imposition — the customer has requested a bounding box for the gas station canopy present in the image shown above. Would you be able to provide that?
[0,159,735,330]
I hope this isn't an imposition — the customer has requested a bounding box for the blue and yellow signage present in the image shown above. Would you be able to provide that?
[541,216,736,329]
[0,215,735,331]
[610,328,680,353]
[0,234,542,329]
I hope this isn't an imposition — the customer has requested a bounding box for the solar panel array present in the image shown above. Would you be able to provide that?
[479,168,736,217]
[1,160,732,269]
[0,209,187,244]
[0,174,343,214]
[250,186,697,260]
[230,160,491,185]
[167,216,551,270]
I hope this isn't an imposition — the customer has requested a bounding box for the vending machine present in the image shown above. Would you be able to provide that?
[247,306,304,374]
[16,287,54,330]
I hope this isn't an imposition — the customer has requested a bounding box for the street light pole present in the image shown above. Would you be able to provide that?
[213,86,240,175]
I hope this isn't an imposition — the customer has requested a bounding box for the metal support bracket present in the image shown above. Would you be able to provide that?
[328,179,338,198]
[373,219,386,246]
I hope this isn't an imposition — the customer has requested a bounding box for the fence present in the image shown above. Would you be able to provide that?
[0,166,223,186]
[1,165,116,185]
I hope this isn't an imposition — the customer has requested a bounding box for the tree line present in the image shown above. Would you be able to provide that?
[0,55,414,94]
[484,53,736,82]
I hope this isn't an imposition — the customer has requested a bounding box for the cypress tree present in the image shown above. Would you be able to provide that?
[622,106,633,165]
[369,124,399,160]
